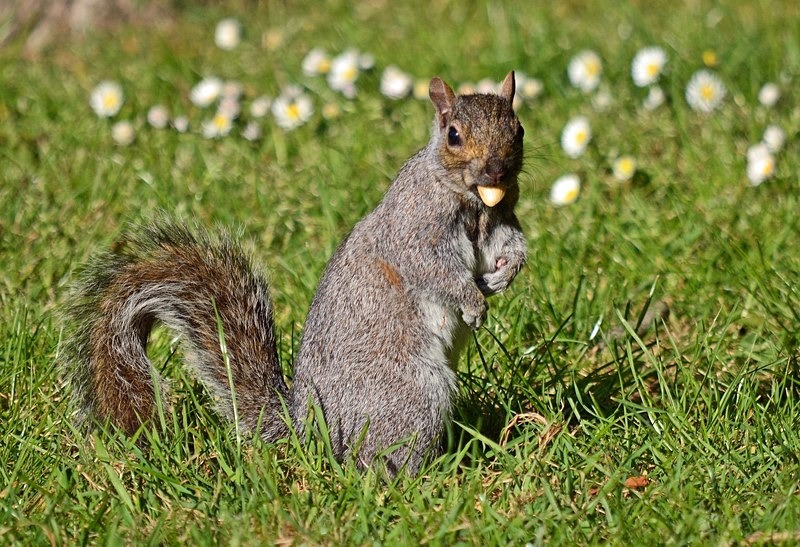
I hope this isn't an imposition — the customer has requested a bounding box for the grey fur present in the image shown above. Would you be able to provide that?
[62,73,527,475]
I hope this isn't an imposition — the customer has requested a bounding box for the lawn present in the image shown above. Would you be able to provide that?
[1,0,799,544]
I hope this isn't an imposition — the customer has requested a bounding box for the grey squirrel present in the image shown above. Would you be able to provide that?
[62,72,527,475]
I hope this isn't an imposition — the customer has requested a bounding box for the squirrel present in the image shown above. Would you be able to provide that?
[62,71,527,475]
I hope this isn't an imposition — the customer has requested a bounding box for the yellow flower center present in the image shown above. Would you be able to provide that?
[213,114,229,130]
[564,188,578,202]
[575,130,587,144]
[585,59,600,77]
[618,157,635,175]
[318,59,331,74]
[762,159,774,176]
[343,65,357,82]
[286,102,300,121]
[702,50,718,67]
[700,84,715,101]
[646,63,659,77]
[103,94,119,109]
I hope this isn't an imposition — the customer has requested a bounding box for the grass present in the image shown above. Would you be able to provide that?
[2,0,800,543]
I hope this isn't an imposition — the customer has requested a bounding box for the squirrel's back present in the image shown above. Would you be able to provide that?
[62,220,289,440]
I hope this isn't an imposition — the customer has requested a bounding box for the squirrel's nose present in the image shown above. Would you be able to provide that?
[485,159,506,184]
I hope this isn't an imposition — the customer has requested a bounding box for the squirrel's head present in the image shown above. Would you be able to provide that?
[429,71,524,208]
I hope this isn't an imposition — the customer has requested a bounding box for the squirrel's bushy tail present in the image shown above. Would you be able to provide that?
[61,219,289,440]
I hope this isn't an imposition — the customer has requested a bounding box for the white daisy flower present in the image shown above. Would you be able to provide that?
[568,50,602,93]
[249,95,272,118]
[146,105,169,129]
[327,50,360,98]
[111,120,135,145]
[550,173,581,206]
[746,142,771,164]
[214,18,242,50]
[302,48,331,76]
[322,102,341,120]
[643,86,666,110]
[412,79,430,100]
[380,65,413,100]
[746,149,776,186]
[242,121,262,142]
[90,81,124,118]
[172,116,189,133]
[758,83,780,107]
[591,87,613,112]
[457,82,476,95]
[763,125,785,153]
[612,155,637,181]
[561,116,592,158]
[190,77,223,108]
[685,70,726,113]
[516,73,543,102]
[202,110,234,139]
[358,52,376,70]
[476,78,499,94]
[218,96,241,119]
[271,86,313,130]
[631,46,667,87]
[222,81,243,101]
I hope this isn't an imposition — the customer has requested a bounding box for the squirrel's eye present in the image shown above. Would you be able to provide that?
[447,126,462,147]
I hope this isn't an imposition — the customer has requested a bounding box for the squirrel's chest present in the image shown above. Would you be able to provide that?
[418,300,469,367]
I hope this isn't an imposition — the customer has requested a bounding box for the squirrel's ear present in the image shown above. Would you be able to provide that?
[429,77,457,130]
[499,71,515,104]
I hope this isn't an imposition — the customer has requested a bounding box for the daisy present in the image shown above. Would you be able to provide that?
[242,121,261,142]
[380,66,413,100]
[758,83,780,107]
[302,48,331,76]
[746,142,771,164]
[685,69,726,113]
[412,79,430,100]
[550,173,581,206]
[146,105,169,129]
[631,46,667,87]
[214,18,242,50]
[111,120,135,145]
[702,50,718,67]
[591,87,612,112]
[358,52,376,71]
[746,148,776,186]
[763,125,785,153]
[172,116,189,133]
[327,50,360,98]
[322,102,341,120]
[476,78,499,94]
[561,116,592,158]
[643,86,665,110]
[190,77,223,108]
[568,50,602,93]
[90,81,124,118]
[249,95,272,118]
[218,96,241,119]
[202,110,234,139]
[612,155,637,181]
[516,73,544,102]
[457,82,476,95]
[271,86,313,130]
[222,81,243,101]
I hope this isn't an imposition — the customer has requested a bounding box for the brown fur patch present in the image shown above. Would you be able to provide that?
[377,260,404,290]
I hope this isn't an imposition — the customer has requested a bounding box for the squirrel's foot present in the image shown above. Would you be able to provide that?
[461,297,487,330]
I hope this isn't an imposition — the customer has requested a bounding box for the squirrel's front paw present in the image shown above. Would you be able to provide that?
[461,298,487,330]
[477,256,520,296]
